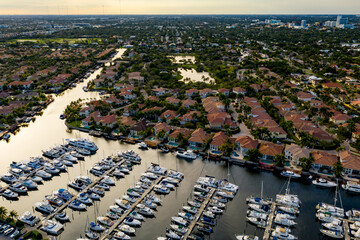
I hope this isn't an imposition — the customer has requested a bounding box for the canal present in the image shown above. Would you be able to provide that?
[0,49,359,240]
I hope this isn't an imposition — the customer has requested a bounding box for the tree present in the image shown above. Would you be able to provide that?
[299,156,314,171]
[251,127,271,140]
[156,129,166,139]
[0,206,7,220]
[9,210,18,221]
[244,148,262,163]
[274,154,286,167]
[333,160,344,178]
[219,138,234,157]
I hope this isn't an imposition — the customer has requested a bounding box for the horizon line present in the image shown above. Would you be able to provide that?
[0,13,359,16]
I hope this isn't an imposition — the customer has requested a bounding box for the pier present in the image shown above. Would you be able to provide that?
[343,219,351,240]
[99,176,164,240]
[182,188,216,239]
[262,202,276,240]
[35,157,126,229]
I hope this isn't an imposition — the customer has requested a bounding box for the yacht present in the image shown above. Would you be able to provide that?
[69,200,87,211]
[118,150,141,163]
[69,180,87,191]
[246,196,271,206]
[271,226,297,239]
[141,199,157,209]
[55,212,70,222]
[141,172,158,180]
[175,150,197,160]
[216,190,235,199]
[278,206,299,215]
[122,195,137,203]
[110,205,124,215]
[166,229,182,239]
[77,193,93,205]
[116,199,132,210]
[170,224,188,234]
[113,231,131,240]
[187,200,201,208]
[196,176,218,188]
[246,217,267,228]
[76,176,93,185]
[147,164,167,175]
[136,204,154,216]
[35,201,57,214]
[322,221,343,231]
[126,189,141,197]
[40,220,63,235]
[97,217,114,227]
[316,202,344,218]
[89,222,105,232]
[146,194,162,205]
[218,179,239,193]
[30,175,43,183]
[35,170,52,180]
[66,138,98,152]
[248,204,271,214]
[162,177,180,185]
[137,142,148,149]
[203,210,216,219]
[124,217,141,227]
[128,211,144,221]
[236,235,259,240]
[54,188,73,201]
[107,211,120,220]
[316,212,340,223]
[1,174,18,184]
[342,181,360,193]
[154,185,170,194]
[18,211,39,226]
[21,179,38,189]
[167,170,184,180]
[9,182,27,194]
[320,229,344,239]
[346,209,360,221]
[247,210,268,220]
[276,194,301,208]
[101,175,115,186]
[119,224,136,234]
[312,178,337,188]
[183,206,198,214]
[45,195,64,207]
[274,215,297,227]
[62,153,79,163]
[280,171,301,179]
[207,206,223,214]
[179,211,195,221]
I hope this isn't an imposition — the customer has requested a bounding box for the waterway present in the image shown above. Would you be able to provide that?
[0,49,359,240]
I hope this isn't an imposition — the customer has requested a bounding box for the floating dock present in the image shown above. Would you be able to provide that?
[100,176,164,240]
[182,188,216,239]
[262,202,276,240]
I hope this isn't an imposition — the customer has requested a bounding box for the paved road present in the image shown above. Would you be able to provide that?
[229,103,251,138]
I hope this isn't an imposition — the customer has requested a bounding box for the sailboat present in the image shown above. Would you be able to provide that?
[276,177,301,208]
[316,180,345,220]
[84,216,100,239]
[246,181,271,206]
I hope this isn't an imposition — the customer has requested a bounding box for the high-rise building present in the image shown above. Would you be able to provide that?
[336,15,348,27]
[301,20,307,28]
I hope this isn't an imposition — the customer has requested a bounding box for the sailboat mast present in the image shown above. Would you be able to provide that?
[334,180,338,206]
[286,177,291,195]
[261,181,263,199]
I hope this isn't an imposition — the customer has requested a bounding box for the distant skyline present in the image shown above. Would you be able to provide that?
[0,0,359,15]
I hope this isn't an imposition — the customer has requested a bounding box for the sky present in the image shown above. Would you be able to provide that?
[0,0,359,15]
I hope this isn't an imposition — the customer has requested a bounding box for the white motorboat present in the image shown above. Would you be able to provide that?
[54,188,73,201]
[162,177,180,185]
[110,205,123,215]
[97,216,114,227]
[18,211,39,226]
[166,229,182,239]
[122,195,137,203]
[35,170,52,180]
[322,221,343,231]
[170,224,188,234]
[312,178,337,188]
[66,138,98,152]
[342,181,360,193]
[171,216,188,226]
[209,199,226,208]
[154,185,170,194]
[146,194,162,205]
[85,230,99,239]
[69,180,87,191]
[101,175,115,186]
[274,214,297,227]
[127,189,141,197]
[9,182,27,194]
[45,195,64,207]
[276,194,301,208]
[77,193,93,205]
[271,226,297,239]
[40,220,63,235]
[216,190,235,199]
[2,189,18,199]
[207,206,223,214]
[320,229,343,239]
[187,200,201,208]
[248,204,271,214]
[346,209,360,221]
[89,222,105,232]
[44,163,60,175]
[179,211,195,221]
[35,201,57,214]
[62,153,79,163]
[124,217,141,227]
[69,200,87,211]
[147,164,167,175]
[1,174,18,184]
[236,235,259,240]
[218,179,239,193]
[247,210,268,220]
[203,210,216,219]
[116,199,132,210]
[118,224,136,234]
[52,160,67,171]
[280,171,301,179]
[138,142,148,149]
[176,150,197,160]
[246,196,271,206]
[183,206,198,214]
[113,231,131,240]
[21,179,38,189]
[30,175,43,183]
[316,212,340,223]
[246,217,267,228]
[113,170,125,178]
[276,213,296,220]
[141,172,158,180]
[128,211,144,221]
[141,199,157,209]
[167,170,184,180]
[107,211,120,220]
[55,212,70,222]
[278,206,299,215]
[316,202,344,218]
[136,204,154,216]
[349,221,360,230]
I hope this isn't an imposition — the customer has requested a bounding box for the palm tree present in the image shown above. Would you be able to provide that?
[0,206,7,220]
[333,160,344,178]
[244,149,262,163]
[9,210,18,221]
[299,156,314,172]
[274,154,286,167]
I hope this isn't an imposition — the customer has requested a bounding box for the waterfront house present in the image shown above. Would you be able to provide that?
[207,112,237,130]
[258,142,284,163]
[167,128,193,145]
[82,111,101,128]
[159,110,179,123]
[153,122,172,139]
[311,151,337,172]
[129,119,151,138]
[188,128,211,149]
[339,150,360,176]
[284,144,310,164]
[209,131,228,152]
[235,136,258,155]
[79,106,95,117]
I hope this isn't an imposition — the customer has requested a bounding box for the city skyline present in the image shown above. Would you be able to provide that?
[0,0,360,15]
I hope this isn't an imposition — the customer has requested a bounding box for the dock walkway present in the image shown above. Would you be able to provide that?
[35,158,126,229]
[183,188,216,239]
[263,202,276,240]
[100,176,164,240]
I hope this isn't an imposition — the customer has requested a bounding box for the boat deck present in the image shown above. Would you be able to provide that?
[262,202,276,240]
[183,188,216,239]
[100,176,164,240]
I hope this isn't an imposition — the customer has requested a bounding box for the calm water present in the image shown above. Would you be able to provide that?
[0,49,359,240]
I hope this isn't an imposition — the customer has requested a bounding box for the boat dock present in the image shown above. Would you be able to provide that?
[35,157,126,229]
[182,188,216,239]
[262,202,276,240]
[99,176,164,240]
[344,219,351,240]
